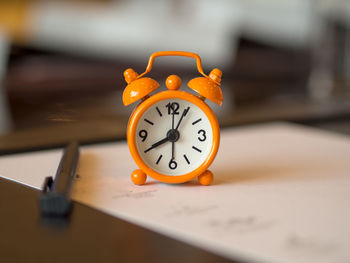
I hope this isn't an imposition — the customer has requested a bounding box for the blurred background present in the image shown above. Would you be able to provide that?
[0,0,349,154]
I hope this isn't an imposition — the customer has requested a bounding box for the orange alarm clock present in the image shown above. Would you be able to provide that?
[123,51,223,186]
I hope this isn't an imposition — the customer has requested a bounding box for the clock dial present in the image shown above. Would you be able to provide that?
[135,98,213,176]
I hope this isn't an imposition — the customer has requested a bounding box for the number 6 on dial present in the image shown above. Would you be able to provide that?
[122,51,223,186]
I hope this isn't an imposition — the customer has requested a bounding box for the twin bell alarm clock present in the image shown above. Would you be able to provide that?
[122,51,223,186]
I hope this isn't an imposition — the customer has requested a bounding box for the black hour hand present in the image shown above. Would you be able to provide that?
[144,137,169,153]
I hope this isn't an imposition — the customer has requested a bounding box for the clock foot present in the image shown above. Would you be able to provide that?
[198,170,213,186]
[131,169,147,185]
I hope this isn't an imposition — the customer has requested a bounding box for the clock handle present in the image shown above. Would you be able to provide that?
[137,51,220,85]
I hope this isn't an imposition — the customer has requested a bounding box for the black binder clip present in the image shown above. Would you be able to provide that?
[39,141,80,218]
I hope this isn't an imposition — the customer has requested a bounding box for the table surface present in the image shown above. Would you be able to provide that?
[0,177,234,263]
[1,123,349,263]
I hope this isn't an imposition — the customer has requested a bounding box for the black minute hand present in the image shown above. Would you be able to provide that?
[175,107,190,130]
[172,104,175,129]
[144,137,169,153]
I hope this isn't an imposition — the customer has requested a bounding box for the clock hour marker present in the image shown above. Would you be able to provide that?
[156,107,162,117]
[144,118,154,125]
[183,154,190,164]
[192,118,202,125]
[192,146,202,153]
[156,155,163,165]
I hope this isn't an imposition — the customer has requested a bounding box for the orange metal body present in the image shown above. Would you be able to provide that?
[131,169,147,185]
[137,51,216,82]
[197,170,214,186]
[188,76,223,105]
[127,90,220,184]
[123,51,223,185]
[123,51,223,106]
[123,77,159,106]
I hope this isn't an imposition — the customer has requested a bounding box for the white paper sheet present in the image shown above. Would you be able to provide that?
[1,123,349,263]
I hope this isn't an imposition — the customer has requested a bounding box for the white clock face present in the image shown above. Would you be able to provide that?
[135,98,213,176]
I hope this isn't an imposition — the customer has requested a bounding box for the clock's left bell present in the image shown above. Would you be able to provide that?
[122,68,160,106]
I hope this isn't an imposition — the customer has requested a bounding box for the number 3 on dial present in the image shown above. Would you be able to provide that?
[198,129,206,142]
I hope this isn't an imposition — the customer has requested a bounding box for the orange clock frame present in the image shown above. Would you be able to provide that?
[127,90,220,184]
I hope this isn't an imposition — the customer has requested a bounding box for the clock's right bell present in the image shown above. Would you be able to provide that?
[187,68,223,106]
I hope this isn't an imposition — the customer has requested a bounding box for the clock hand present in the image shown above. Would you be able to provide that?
[171,107,189,160]
[144,137,169,153]
[175,107,190,130]
[171,104,175,130]
[170,103,176,160]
